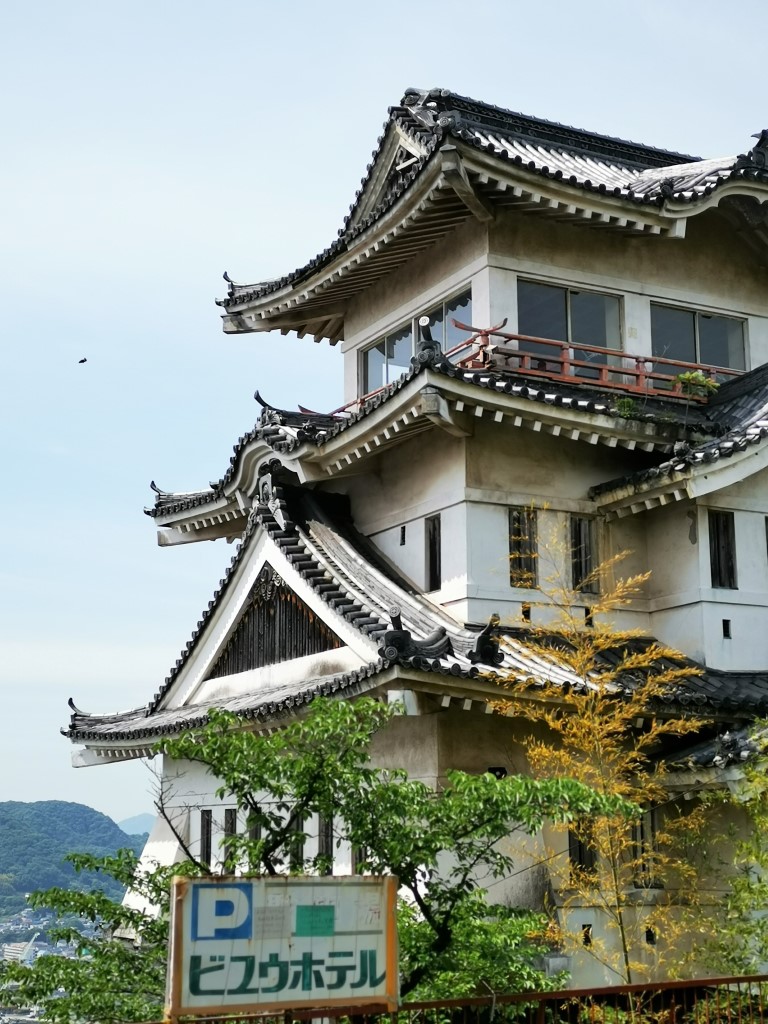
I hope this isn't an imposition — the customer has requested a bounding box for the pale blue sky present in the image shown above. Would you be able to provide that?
[2,0,767,822]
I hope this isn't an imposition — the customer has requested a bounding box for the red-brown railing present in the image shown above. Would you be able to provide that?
[152,973,768,1024]
[337,321,742,418]
[451,320,741,399]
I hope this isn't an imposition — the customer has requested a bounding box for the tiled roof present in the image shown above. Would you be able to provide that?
[219,89,768,311]
[667,727,761,771]
[146,352,715,520]
[76,483,768,746]
[65,665,387,742]
[590,363,768,500]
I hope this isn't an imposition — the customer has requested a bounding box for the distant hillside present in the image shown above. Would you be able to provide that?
[0,801,145,918]
[118,812,154,836]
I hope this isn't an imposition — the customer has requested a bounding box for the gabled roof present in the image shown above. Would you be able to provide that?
[69,481,768,753]
[218,89,768,341]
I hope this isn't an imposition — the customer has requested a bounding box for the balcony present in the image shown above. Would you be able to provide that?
[450,320,743,401]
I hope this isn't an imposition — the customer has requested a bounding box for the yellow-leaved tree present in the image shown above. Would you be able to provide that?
[495,527,716,991]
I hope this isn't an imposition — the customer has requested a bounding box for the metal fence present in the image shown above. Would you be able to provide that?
[160,974,768,1024]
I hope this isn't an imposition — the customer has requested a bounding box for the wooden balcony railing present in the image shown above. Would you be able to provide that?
[343,321,743,417]
[144,973,768,1024]
[450,319,742,399]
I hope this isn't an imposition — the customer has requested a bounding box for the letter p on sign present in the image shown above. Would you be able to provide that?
[191,882,253,940]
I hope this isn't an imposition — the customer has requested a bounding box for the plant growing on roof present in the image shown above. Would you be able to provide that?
[675,370,720,399]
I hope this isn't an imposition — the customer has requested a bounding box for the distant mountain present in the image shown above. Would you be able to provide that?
[0,801,145,919]
[118,813,154,836]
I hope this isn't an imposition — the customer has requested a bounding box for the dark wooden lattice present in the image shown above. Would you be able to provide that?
[206,563,343,679]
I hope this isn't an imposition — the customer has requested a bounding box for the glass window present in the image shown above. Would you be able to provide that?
[517,281,621,374]
[709,510,737,589]
[652,304,745,371]
[571,516,598,594]
[425,513,441,591]
[360,289,472,394]
[509,506,537,588]
[200,809,212,868]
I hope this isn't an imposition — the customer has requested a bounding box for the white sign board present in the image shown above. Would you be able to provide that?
[166,876,399,1016]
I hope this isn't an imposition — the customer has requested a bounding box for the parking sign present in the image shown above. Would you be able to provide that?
[166,876,399,1017]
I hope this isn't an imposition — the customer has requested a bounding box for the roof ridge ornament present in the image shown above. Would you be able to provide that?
[379,605,454,662]
[469,614,504,667]
[734,130,768,171]
[413,316,455,372]
[400,88,463,133]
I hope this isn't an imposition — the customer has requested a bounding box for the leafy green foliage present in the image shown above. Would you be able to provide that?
[0,849,190,1024]
[4,698,631,1019]
[703,751,768,974]
[160,697,631,997]
[0,802,144,917]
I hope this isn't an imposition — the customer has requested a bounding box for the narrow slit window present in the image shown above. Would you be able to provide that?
[509,506,537,587]
[200,810,212,869]
[425,514,441,591]
[709,510,737,589]
[569,823,597,880]
[247,815,262,872]
[288,813,305,872]
[223,808,237,870]
[571,516,598,594]
[317,814,334,876]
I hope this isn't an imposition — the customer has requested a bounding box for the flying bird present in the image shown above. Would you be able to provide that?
[78,357,87,364]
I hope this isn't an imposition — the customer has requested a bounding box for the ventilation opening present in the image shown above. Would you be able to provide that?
[722,619,732,639]
[400,525,406,546]
[582,924,593,947]
[584,606,593,628]
[645,927,656,946]
[522,604,531,623]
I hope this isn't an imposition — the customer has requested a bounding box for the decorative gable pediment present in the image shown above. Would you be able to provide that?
[205,563,343,680]
[347,124,430,232]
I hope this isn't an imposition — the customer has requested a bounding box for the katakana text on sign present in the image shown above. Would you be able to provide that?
[166,876,398,1016]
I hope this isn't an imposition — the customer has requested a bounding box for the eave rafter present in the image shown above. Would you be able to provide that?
[221,145,698,343]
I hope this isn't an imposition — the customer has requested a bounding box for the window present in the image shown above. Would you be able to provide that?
[200,809,212,868]
[288,813,305,872]
[570,516,598,594]
[517,280,621,374]
[425,514,441,591]
[317,814,334,876]
[709,510,737,589]
[509,506,537,587]
[631,807,659,888]
[223,808,237,870]
[651,304,745,371]
[247,815,262,872]
[361,288,472,392]
[569,822,597,880]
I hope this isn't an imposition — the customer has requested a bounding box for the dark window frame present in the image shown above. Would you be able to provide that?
[360,287,472,393]
[288,812,305,872]
[709,509,737,589]
[650,302,746,372]
[425,513,442,592]
[223,808,237,870]
[317,814,334,876]
[570,516,598,594]
[516,279,623,374]
[200,809,212,869]
[568,822,597,881]
[631,806,660,889]
[509,506,537,588]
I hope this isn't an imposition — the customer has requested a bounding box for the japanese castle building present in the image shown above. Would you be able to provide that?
[65,89,768,986]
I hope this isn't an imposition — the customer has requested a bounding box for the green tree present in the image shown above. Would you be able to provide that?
[703,745,768,974]
[2,697,630,1019]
